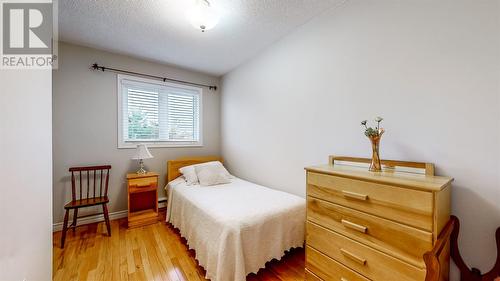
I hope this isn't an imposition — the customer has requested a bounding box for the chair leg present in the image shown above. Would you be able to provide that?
[72,209,78,232]
[103,204,111,236]
[61,209,69,248]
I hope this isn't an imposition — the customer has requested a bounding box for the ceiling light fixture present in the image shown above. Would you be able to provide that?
[186,0,220,32]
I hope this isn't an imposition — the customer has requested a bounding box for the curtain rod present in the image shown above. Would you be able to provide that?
[90,63,218,91]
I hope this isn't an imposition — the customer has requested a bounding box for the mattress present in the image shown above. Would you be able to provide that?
[165,177,305,281]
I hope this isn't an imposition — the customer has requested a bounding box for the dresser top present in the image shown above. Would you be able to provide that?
[305,164,453,192]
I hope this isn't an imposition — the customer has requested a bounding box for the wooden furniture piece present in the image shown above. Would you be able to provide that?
[424,216,500,281]
[166,156,223,182]
[305,156,453,281]
[126,172,159,228]
[424,216,455,281]
[451,217,500,281]
[61,165,112,248]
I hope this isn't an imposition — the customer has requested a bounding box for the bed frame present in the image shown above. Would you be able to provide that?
[166,156,223,182]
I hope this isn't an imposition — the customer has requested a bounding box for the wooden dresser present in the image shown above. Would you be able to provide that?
[305,156,453,281]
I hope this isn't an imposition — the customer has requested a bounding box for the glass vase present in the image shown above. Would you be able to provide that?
[369,136,382,172]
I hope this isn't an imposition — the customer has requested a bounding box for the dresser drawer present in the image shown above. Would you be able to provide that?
[307,222,426,281]
[305,268,323,281]
[307,172,433,230]
[305,269,323,281]
[306,247,371,281]
[307,197,431,268]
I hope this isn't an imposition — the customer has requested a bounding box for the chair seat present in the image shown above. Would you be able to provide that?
[64,196,109,209]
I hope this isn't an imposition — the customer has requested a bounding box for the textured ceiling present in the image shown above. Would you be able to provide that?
[59,0,343,76]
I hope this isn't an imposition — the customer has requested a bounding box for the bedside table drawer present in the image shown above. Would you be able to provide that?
[307,197,432,268]
[307,172,433,231]
[128,177,157,188]
[307,222,426,281]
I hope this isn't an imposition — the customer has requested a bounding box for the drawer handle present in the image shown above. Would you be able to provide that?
[340,278,349,281]
[342,190,368,201]
[340,248,367,265]
[341,219,368,233]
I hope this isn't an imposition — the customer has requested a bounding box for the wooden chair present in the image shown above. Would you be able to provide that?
[61,165,112,248]
[424,215,500,281]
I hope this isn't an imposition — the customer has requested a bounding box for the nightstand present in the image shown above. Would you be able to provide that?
[126,172,159,228]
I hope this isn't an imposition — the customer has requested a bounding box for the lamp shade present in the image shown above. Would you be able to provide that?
[131,144,153,160]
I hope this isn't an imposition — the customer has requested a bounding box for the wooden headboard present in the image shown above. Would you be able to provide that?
[166,156,223,182]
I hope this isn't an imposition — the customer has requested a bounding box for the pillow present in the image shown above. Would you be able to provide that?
[179,161,232,185]
[179,165,198,185]
[199,161,233,178]
[195,164,232,186]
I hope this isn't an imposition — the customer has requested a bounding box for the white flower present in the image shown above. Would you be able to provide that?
[375,116,383,122]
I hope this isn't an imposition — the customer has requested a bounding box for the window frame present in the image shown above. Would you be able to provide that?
[117,74,203,149]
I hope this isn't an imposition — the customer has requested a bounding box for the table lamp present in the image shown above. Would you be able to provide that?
[132,144,153,174]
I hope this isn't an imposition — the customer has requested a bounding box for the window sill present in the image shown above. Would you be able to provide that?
[118,142,204,149]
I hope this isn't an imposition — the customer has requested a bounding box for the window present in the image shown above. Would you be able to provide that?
[118,75,202,148]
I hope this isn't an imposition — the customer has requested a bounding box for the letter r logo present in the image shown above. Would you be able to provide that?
[3,3,52,54]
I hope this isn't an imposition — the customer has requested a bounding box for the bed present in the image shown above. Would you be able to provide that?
[165,156,306,281]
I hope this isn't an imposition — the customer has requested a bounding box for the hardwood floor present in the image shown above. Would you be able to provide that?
[53,211,305,281]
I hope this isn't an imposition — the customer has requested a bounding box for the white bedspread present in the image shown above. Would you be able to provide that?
[165,177,305,281]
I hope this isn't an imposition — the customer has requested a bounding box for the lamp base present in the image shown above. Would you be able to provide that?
[136,168,147,174]
[136,159,147,174]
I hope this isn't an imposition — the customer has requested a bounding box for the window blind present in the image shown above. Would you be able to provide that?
[166,93,199,141]
[126,88,160,140]
[120,78,201,146]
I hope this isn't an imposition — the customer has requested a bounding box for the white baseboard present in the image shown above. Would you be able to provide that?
[53,197,169,232]
[158,196,168,208]
[52,210,128,232]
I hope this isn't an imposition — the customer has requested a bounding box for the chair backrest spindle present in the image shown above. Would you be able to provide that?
[100,170,103,197]
[79,171,82,200]
[86,171,90,200]
[104,169,110,197]
[71,171,76,201]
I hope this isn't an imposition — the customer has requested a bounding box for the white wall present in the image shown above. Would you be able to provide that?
[52,42,221,224]
[221,0,500,275]
[0,70,52,279]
